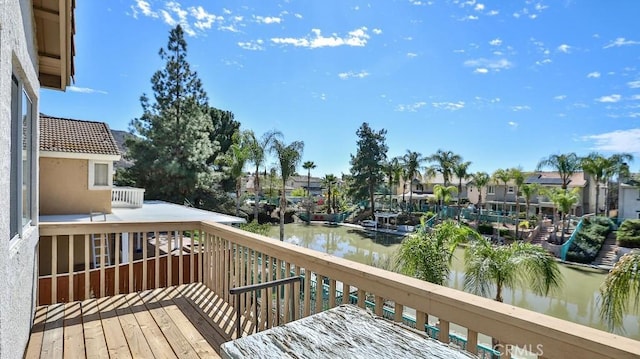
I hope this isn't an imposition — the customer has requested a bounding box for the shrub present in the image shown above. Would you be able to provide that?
[478,223,493,235]
[518,220,530,229]
[617,219,640,248]
[499,228,510,237]
[566,216,614,263]
[240,220,271,236]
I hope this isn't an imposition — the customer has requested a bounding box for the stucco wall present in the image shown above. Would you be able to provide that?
[619,185,640,220]
[0,1,41,358]
[40,157,112,215]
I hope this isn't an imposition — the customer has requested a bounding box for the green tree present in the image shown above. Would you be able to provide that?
[599,252,640,330]
[510,167,526,238]
[218,130,251,216]
[127,25,214,204]
[383,157,403,210]
[248,130,283,222]
[302,161,317,223]
[547,187,581,242]
[452,161,472,223]
[272,139,304,241]
[464,237,562,302]
[492,168,512,214]
[520,183,540,222]
[322,174,338,214]
[403,150,426,212]
[208,108,240,163]
[396,220,479,285]
[434,184,457,218]
[581,153,633,216]
[470,171,490,211]
[427,149,462,186]
[348,123,388,217]
[536,153,581,191]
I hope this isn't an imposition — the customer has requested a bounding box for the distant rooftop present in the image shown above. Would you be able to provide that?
[39,200,246,225]
[40,114,121,156]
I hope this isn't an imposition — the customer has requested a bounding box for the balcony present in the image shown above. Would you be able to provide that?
[28,220,640,358]
[111,187,145,208]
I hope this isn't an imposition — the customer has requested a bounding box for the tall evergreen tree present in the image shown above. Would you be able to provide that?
[128,25,214,204]
[348,123,388,217]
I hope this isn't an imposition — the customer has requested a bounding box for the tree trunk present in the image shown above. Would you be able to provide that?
[594,182,600,215]
[280,181,286,241]
[306,171,311,224]
[369,183,376,220]
[236,179,241,217]
[254,169,260,223]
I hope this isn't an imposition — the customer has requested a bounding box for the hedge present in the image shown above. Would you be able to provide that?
[617,219,640,248]
[566,216,614,263]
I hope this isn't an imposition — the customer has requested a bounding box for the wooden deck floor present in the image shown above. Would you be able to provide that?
[24,283,244,358]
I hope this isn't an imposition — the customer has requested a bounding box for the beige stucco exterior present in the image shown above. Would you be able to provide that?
[39,157,112,215]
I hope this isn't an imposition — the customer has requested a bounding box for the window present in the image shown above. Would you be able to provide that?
[487,186,495,194]
[508,186,514,193]
[89,160,113,189]
[10,75,34,240]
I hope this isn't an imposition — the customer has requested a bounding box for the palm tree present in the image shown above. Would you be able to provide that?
[548,187,581,243]
[272,139,304,241]
[222,130,251,216]
[396,220,479,285]
[584,153,634,216]
[606,153,634,216]
[322,174,338,214]
[599,252,640,330]
[433,184,457,218]
[492,168,512,215]
[520,183,540,222]
[510,167,526,238]
[427,149,462,186]
[383,157,403,210]
[403,150,426,212]
[470,171,490,212]
[302,161,316,223]
[537,153,581,191]
[400,167,410,212]
[452,161,472,223]
[464,236,562,303]
[248,130,283,222]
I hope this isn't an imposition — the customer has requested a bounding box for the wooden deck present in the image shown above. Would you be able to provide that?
[24,283,244,358]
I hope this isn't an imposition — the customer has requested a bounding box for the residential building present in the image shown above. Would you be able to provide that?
[0,1,75,358]
[392,173,473,209]
[618,180,640,220]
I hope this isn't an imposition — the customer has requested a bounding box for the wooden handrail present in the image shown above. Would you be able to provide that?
[230,276,303,338]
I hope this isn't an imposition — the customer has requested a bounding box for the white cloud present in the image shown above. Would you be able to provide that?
[489,38,502,46]
[596,94,622,103]
[474,68,488,74]
[255,16,281,24]
[583,129,640,154]
[511,105,531,111]
[67,86,108,95]
[464,58,512,71]
[474,3,485,11]
[294,13,303,19]
[508,121,518,128]
[338,71,370,79]
[407,52,418,58]
[237,39,264,51]
[373,28,383,35]
[631,95,640,101]
[132,0,157,18]
[487,10,499,16]
[587,71,601,79]
[271,27,370,48]
[432,101,465,111]
[603,37,640,49]
[557,44,571,53]
[222,8,232,15]
[628,80,640,89]
[535,58,552,66]
[466,15,479,20]
[190,6,222,30]
[396,102,427,112]
[554,95,567,100]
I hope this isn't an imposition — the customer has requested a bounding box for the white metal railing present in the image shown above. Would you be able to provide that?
[111,186,145,208]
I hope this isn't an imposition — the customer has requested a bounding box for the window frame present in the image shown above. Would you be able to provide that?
[88,160,114,190]
[487,185,495,195]
[507,186,515,194]
[10,74,36,241]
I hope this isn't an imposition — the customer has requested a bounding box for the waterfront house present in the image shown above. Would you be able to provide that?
[617,178,640,220]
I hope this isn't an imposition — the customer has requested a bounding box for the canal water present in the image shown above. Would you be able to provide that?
[268,223,640,340]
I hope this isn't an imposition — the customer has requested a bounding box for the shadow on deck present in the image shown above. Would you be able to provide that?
[24,283,247,358]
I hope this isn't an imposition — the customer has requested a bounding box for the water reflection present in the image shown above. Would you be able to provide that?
[269,223,640,340]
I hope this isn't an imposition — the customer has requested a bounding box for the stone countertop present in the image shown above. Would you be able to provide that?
[221,304,478,359]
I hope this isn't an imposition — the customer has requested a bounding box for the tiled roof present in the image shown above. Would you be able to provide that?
[40,114,121,156]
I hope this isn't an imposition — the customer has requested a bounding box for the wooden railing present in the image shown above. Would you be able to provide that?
[111,186,145,208]
[38,220,640,359]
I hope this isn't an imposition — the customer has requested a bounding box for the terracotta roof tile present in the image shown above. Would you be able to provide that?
[39,114,121,156]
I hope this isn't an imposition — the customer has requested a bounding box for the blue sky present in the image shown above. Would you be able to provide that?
[41,0,640,177]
